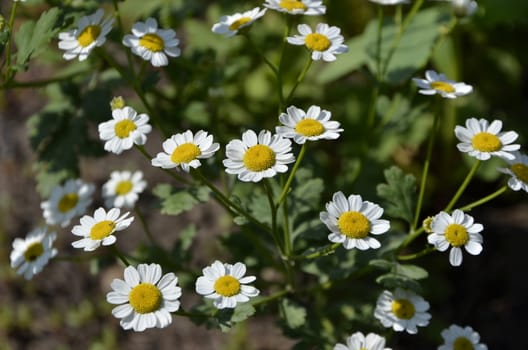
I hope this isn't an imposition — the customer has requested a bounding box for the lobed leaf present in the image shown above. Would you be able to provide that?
[376,166,417,224]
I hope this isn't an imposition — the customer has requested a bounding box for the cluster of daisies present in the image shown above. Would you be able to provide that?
[212,1,348,62]
[57,9,180,66]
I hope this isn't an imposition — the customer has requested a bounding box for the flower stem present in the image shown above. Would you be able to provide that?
[264,179,284,255]
[397,246,435,261]
[277,143,306,207]
[285,57,312,105]
[412,108,441,231]
[251,289,290,307]
[3,1,18,82]
[459,185,508,212]
[134,145,193,186]
[293,243,341,261]
[444,160,481,212]
[111,245,130,266]
[134,206,157,245]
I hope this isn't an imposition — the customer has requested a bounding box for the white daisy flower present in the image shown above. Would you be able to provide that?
[320,192,390,250]
[195,260,260,309]
[212,7,267,37]
[10,228,57,280]
[223,129,295,183]
[368,0,410,5]
[427,209,483,267]
[412,70,473,98]
[263,0,326,15]
[439,324,488,350]
[287,23,348,62]
[71,207,133,251]
[454,118,520,161]
[102,170,147,208]
[106,263,182,332]
[374,288,431,334]
[58,9,114,61]
[334,331,391,350]
[123,18,181,67]
[151,130,220,172]
[41,179,95,228]
[276,105,343,144]
[98,106,152,155]
[498,151,528,192]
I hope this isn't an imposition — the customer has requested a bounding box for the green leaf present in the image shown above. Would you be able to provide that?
[315,35,366,84]
[280,299,307,330]
[376,273,422,292]
[231,304,256,323]
[153,184,211,215]
[15,8,60,67]
[376,166,417,224]
[396,263,429,280]
[363,7,451,84]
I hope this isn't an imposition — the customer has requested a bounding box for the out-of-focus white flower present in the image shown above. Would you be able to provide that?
[413,70,473,98]
[212,7,267,37]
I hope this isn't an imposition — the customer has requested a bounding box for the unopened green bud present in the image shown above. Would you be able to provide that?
[110,96,126,110]
[422,216,434,234]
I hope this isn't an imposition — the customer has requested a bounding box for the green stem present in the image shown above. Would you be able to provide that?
[277,16,294,110]
[111,246,130,266]
[3,1,18,81]
[282,194,292,256]
[294,243,341,261]
[285,58,312,105]
[1,71,88,89]
[134,206,156,245]
[264,179,284,255]
[397,246,435,261]
[251,289,290,307]
[398,227,425,252]
[375,5,384,81]
[192,169,271,234]
[459,185,508,212]
[444,160,481,212]
[277,143,306,207]
[412,109,441,231]
[380,0,424,77]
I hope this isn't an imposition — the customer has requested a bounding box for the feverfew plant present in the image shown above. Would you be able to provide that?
[3,0,524,348]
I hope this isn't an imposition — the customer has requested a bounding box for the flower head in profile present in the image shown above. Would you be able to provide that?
[212,7,267,37]
[151,130,220,172]
[413,70,473,98]
[276,105,343,144]
[368,0,410,5]
[320,192,390,250]
[10,228,57,280]
[263,0,326,15]
[455,118,520,160]
[439,324,488,350]
[428,209,483,267]
[498,151,528,192]
[41,179,95,228]
[98,106,152,155]
[195,260,259,309]
[374,288,431,334]
[223,129,295,182]
[334,331,391,350]
[106,263,182,332]
[287,23,348,62]
[58,9,114,61]
[123,18,181,67]
[102,170,147,208]
[71,207,133,251]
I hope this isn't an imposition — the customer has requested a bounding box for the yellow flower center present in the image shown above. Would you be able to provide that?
[77,25,101,47]
[170,143,201,164]
[305,33,331,52]
[89,220,116,240]
[139,33,165,52]
[337,211,371,239]
[391,299,416,320]
[430,81,455,93]
[279,0,307,11]
[471,132,502,152]
[229,17,252,31]
[128,283,162,314]
[453,337,474,350]
[115,180,133,195]
[214,275,241,297]
[445,223,469,247]
[58,193,79,213]
[511,163,528,183]
[295,119,325,137]
[114,120,137,139]
[243,144,276,172]
[24,242,44,262]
